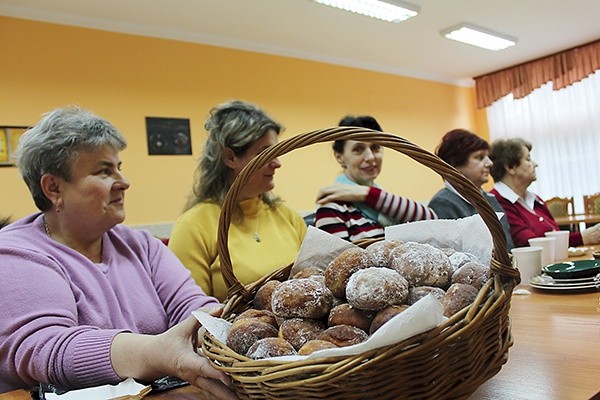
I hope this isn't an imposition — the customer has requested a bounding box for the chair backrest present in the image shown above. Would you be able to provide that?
[545,196,574,218]
[583,193,600,214]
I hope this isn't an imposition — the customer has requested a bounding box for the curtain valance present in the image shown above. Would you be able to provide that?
[474,39,600,109]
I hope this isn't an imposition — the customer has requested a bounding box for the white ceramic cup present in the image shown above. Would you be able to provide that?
[545,230,570,261]
[528,236,556,267]
[511,246,543,284]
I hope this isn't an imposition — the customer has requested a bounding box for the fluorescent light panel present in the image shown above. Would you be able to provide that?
[441,23,517,51]
[313,0,419,23]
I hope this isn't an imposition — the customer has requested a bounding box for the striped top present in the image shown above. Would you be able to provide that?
[315,187,437,242]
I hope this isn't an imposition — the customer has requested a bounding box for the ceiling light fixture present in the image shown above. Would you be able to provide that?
[313,0,420,23]
[441,23,517,51]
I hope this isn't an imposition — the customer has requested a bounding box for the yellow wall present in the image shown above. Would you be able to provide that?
[0,16,488,226]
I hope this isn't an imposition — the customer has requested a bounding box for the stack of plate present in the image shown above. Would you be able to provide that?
[529,260,600,290]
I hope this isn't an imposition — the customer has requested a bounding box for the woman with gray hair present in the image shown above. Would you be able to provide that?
[489,137,600,248]
[169,100,307,301]
[0,106,236,399]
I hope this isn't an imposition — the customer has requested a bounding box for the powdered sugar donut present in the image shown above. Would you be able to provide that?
[365,239,404,268]
[324,247,375,298]
[226,319,278,355]
[278,317,327,350]
[390,242,453,288]
[345,267,409,311]
[271,278,333,319]
[441,283,479,317]
[317,325,369,347]
[451,261,489,289]
[448,251,481,273]
[246,337,297,359]
[406,286,446,305]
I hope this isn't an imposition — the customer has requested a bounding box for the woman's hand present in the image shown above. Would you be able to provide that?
[581,224,600,245]
[111,315,237,400]
[316,183,370,205]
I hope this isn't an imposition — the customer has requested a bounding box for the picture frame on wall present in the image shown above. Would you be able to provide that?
[0,126,29,166]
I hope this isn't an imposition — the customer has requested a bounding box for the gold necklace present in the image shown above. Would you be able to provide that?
[254,211,261,242]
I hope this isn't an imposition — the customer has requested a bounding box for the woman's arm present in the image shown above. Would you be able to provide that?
[111,315,236,400]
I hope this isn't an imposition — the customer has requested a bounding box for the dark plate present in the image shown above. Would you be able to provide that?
[542,259,600,279]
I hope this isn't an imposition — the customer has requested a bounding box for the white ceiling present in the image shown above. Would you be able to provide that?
[2,0,599,86]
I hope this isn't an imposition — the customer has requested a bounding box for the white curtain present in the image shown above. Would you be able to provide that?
[486,70,600,213]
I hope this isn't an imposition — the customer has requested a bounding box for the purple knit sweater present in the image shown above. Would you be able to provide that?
[0,213,219,393]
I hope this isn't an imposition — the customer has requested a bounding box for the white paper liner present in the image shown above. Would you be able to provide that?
[194,293,446,361]
[384,213,497,266]
[289,226,357,278]
[45,377,150,400]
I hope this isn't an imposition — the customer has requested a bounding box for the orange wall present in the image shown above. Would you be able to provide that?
[0,16,488,226]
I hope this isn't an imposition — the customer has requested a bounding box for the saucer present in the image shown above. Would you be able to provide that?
[542,260,600,279]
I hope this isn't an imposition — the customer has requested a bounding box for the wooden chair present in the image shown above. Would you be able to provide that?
[583,192,600,215]
[545,196,576,231]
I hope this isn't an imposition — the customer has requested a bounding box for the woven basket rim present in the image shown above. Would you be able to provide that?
[203,126,518,399]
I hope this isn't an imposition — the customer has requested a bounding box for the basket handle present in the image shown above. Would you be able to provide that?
[218,127,517,300]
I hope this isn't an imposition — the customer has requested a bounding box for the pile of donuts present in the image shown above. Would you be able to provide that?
[226,239,489,360]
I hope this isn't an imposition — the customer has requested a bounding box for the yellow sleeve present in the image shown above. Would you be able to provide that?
[168,204,220,297]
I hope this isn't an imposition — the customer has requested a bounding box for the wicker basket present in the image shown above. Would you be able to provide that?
[201,127,520,400]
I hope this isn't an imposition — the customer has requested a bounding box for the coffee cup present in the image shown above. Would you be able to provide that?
[511,246,544,284]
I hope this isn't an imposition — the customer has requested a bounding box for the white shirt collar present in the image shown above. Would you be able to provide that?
[493,181,539,209]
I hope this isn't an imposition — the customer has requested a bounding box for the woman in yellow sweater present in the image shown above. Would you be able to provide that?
[169,100,307,301]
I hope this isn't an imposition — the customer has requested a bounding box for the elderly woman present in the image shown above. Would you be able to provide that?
[429,129,514,250]
[489,137,600,247]
[169,100,307,301]
[314,115,436,241]
[0,106,236,399]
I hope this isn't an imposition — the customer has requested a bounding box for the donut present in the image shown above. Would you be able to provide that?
[451,261,489,289]
[369,304,410,334]
[271,278,333,319]
[246,337,297,359]
[328,303,375,332]
[389,242,453,289]
[317,325,368,347]
[365,239,404,268]
[278,317,327,350]
[253,280,281,311]
[298,339,339,355]
[233,308,277,328]
[226,318,278,355]
[441,283,479,317]
[292,266,324,279]
[448,251,481,273]
[345,267,409,311]
[324,247,374,298]
[406,286,446,305]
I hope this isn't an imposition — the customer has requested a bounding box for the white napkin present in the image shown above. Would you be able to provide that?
[384,214,495,266]
[193,293,446,361]
[44,377,150,399]
[289,226,357,278]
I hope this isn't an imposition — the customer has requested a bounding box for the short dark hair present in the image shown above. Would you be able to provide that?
[333,115,382,153]
[489,138,532,181]
[435,129,489,168]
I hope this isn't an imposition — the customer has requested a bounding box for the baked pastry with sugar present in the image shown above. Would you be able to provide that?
[451,261,489,289]
[253,280,281,311]
[246,337,297,359]
[226,318,278,355]
[365,239,404,268]
[271,278,333,319]
[441,283,479,317]
[278,317,327,350]
[324,247,375,298]
[317,325,368,347]
[345,267,409,311]
[369,304,409,334]
[390,242,453,289]
[328,303,375,332]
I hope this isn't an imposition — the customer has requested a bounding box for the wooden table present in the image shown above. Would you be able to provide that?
[3,249,600,400]
[554,213,600,226]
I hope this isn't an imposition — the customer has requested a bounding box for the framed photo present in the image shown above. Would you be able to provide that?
[0,126,29,166]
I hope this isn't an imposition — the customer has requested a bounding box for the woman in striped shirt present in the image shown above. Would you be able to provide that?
[314,115,437,242]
